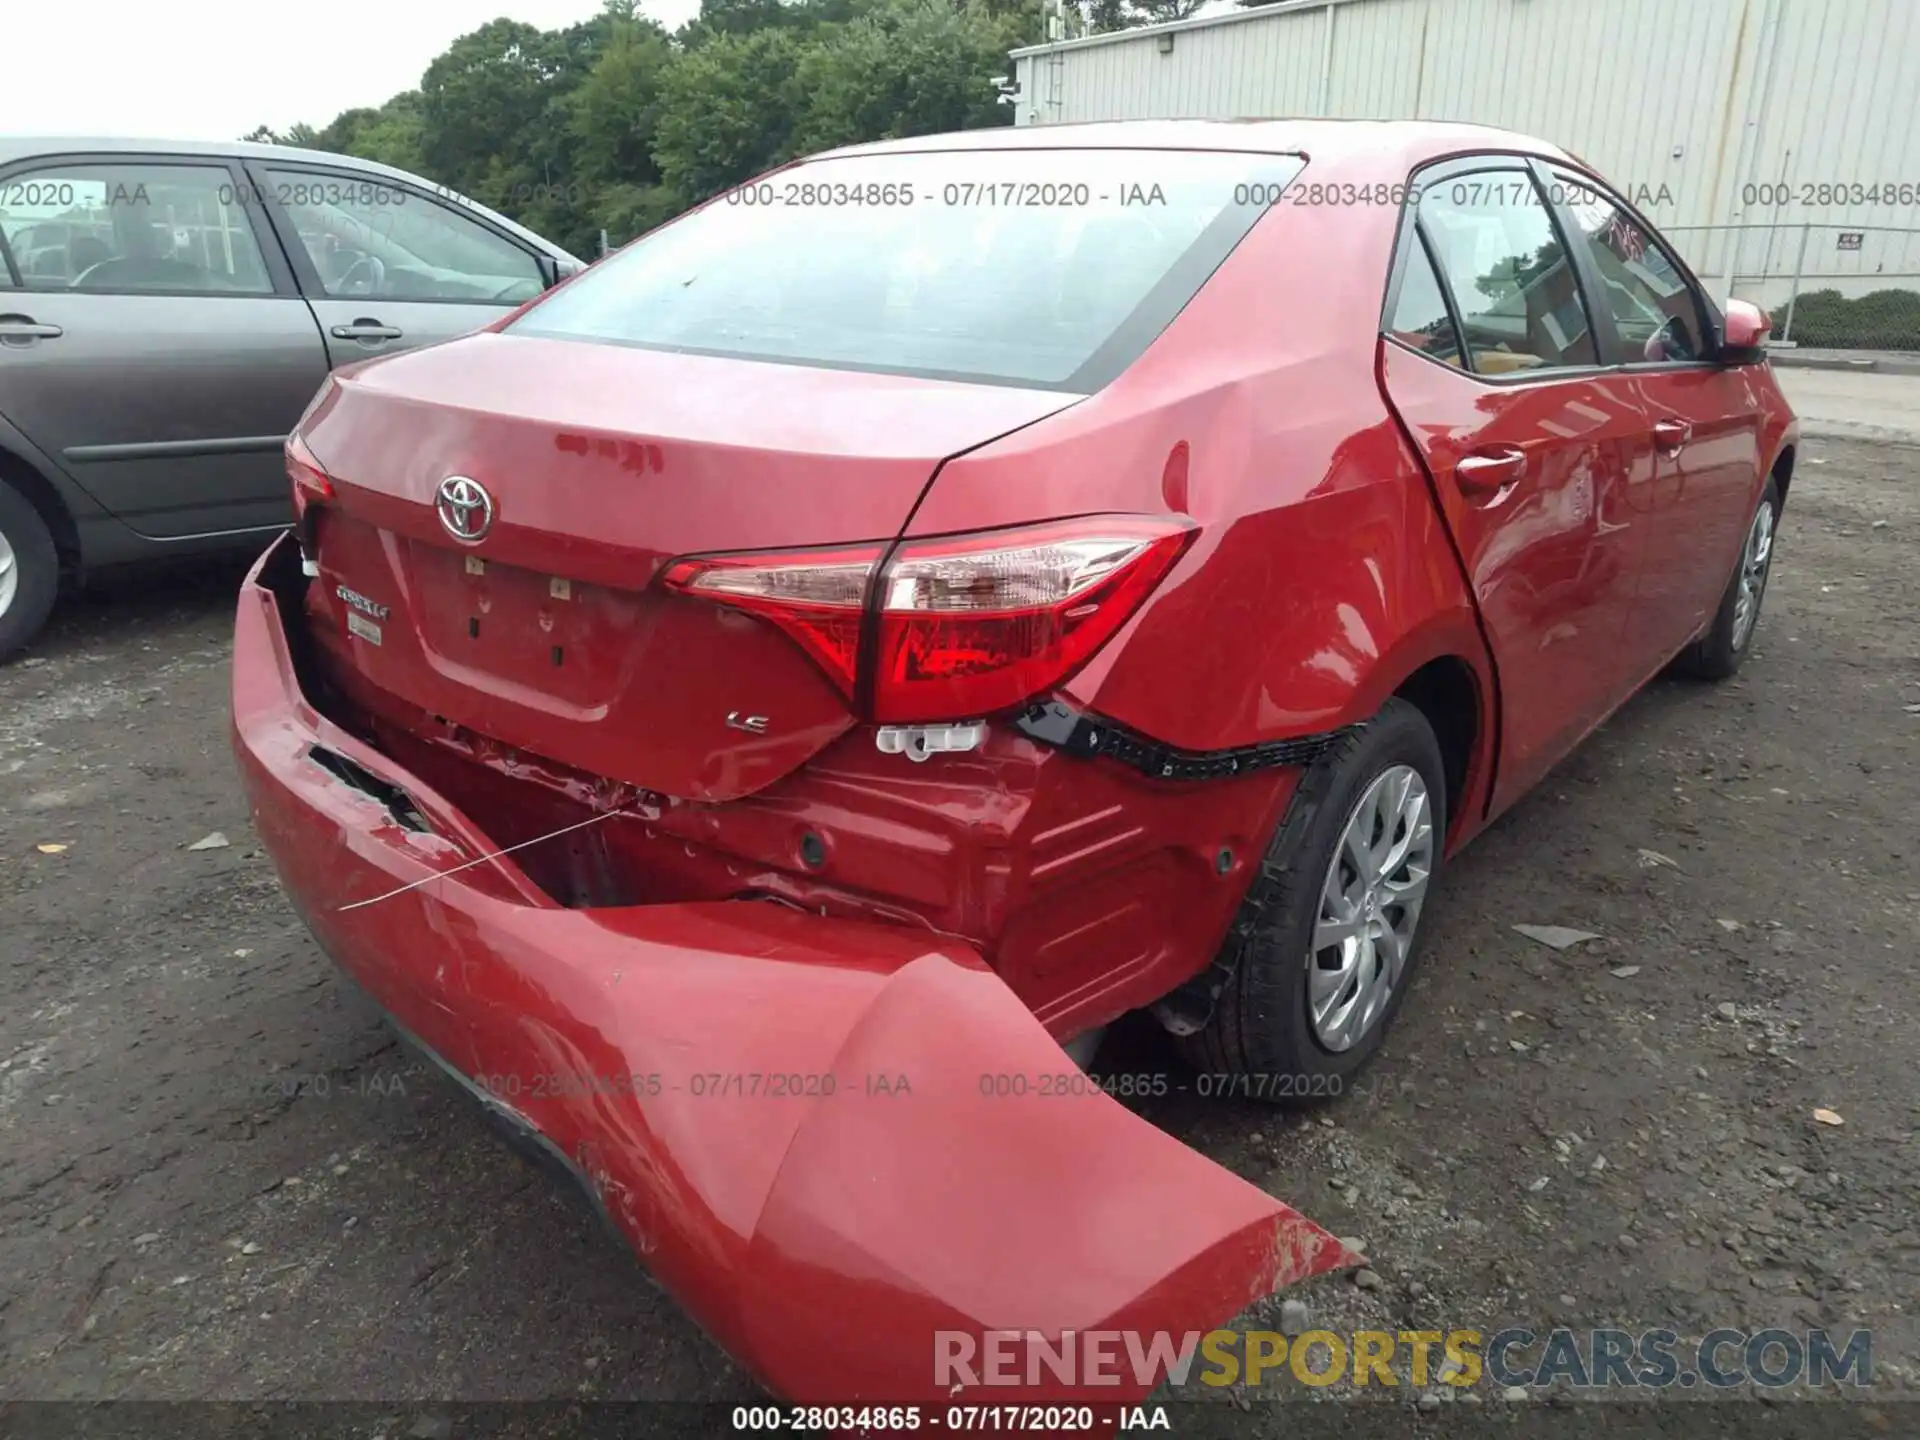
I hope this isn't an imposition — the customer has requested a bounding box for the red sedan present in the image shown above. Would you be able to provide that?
[232,120,1795,1405]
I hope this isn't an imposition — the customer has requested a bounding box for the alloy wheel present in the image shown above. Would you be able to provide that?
[1308,764,1435,1052]
[1730,499,1775,652]
[0,525,16,620]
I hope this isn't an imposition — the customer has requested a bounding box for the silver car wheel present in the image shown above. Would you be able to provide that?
[0,523,17,620]
[1308,764,1435,1052]
[1730,498,1775,652]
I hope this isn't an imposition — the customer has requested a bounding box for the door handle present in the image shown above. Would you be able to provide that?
[0,315,64,344]
[1454,446,1527,494]
[1652,418,1692,455]
[330,321,403,343]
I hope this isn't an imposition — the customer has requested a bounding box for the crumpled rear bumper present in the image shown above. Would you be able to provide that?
[232,534,1353,1405]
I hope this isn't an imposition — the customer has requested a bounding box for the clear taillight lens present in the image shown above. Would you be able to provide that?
[660,517,1195,723]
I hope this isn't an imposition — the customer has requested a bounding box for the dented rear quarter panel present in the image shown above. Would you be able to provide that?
[910,144,1496,837]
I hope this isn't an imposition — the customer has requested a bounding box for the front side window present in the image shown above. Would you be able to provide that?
[264,169,544,305]
[1548,170,1707,363]
[508,149,1305,391]
[1416,172,1598,376]
[0,163,271,294]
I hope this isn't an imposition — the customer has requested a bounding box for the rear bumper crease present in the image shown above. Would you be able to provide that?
[232,532,1355,1404]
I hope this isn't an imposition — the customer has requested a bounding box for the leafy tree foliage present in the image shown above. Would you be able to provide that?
[653,26,809,201]
[1130,0,1204,19]
[249,0,1039,257]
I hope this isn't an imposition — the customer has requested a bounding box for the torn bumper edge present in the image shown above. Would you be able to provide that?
[230,534,1358,1405]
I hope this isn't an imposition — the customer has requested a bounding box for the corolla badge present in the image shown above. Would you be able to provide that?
[334,585,389,620]
[436,475,494,542]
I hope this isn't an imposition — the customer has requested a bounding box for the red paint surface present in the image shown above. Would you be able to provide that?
[233,558,1355,1404]
[238,119,1798,1403]
[294,558,1309,1041]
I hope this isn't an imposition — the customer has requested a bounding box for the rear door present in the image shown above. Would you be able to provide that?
[1379,159,1651,816]
[1541,165,1766,665]
[0,154,329,537]
[244,162,553,367]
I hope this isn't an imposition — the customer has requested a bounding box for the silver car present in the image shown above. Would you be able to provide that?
[0,137,584,659]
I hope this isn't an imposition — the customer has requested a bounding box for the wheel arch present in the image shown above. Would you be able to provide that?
[0,439,82,574]
[1391,654,1483,841]
[1343,616,1499,853]
[1771,441,1796,509]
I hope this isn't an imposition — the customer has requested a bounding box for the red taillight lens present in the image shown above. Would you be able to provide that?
[660,517,1194,723]
[661,543,882,702]
[873,518,1193,722]
[286,431,334,521]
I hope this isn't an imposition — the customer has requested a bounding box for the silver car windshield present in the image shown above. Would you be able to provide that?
[509,149,1304,391]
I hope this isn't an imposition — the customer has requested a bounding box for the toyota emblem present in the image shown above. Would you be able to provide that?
[436,475,494,543]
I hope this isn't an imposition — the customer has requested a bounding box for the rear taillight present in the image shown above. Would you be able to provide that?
[661,517,1194,723]
[286,431,334,521]
[660,543,877,701]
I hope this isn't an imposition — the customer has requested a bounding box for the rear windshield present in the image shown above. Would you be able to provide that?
[508,148,1304,391]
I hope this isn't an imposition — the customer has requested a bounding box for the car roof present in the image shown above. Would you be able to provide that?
[1,134,416,172]
[813,118,1577,174]
[0,136,581,263]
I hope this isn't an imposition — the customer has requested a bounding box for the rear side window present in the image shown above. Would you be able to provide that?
[509,149,1305,392]
[1548,170,1707,363]
[0,162,272,294]
[1416,174,1597,375]
[1387,236,1466,369]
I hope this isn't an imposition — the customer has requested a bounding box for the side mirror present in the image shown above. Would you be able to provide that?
[536,254,581,290]
[1719,299,1771,365]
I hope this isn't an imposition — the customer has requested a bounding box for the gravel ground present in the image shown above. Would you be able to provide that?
[1,437,1914,1434]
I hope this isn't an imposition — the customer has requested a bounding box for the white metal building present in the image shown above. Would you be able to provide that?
[1009,0,1920,314]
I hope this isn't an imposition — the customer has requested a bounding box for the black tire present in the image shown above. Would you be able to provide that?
[0,482,60,663]
[1177,698,1447,1094]
[1675,476,1781,681]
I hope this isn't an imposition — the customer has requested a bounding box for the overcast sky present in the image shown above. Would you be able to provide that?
[6,0,703,143]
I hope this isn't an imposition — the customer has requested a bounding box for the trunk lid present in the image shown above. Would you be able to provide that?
[298,332,1077,801]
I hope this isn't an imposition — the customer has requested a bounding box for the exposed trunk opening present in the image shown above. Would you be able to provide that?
[269,546,931,924]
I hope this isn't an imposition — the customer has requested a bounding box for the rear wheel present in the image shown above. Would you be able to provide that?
[1176,698,1446,1093]
[1676,476,1780,680]
[0,482,59,663]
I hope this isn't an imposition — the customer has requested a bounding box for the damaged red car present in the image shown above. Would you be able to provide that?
[232,119,1796,1405]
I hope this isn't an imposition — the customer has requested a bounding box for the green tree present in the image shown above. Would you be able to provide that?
[239,122,320,146]
[306,103,420,170]
[790,0,1020,157]
[417,20,575,201]
[335,99,427,174]
[276,0,1037,250]
[687,0,808,40]
[653,27,810,201]
[568,15,673,191]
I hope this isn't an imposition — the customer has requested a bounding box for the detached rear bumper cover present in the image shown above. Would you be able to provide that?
[232,536,1353,1404]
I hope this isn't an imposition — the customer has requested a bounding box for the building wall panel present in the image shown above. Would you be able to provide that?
[1012,0,1920,289]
